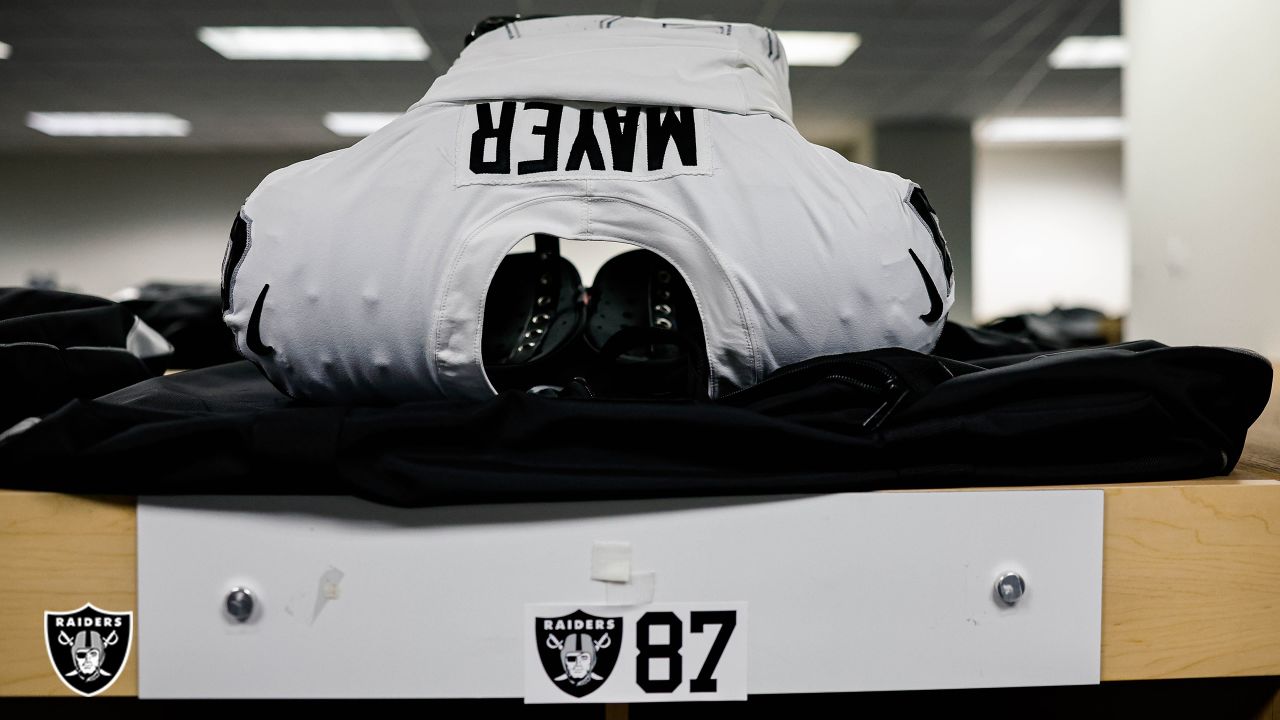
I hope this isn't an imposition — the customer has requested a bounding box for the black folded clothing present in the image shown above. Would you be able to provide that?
[120,282,240,370]
[0,288,165,428]
[0,340,1269,507]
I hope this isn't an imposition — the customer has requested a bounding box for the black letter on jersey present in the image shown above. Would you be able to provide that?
[566,109,605,171]
[908,186,953,283]
[604,107,641,172]
[470,101,515,174]
[517,102,563,174]
[646,106,697,171]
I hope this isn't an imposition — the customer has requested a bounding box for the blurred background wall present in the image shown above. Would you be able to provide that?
[0,0,1184,343]
[974,142,1126,321]
[1124,0,1280,356]
[0,152,311,295]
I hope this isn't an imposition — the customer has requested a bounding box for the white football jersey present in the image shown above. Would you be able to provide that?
[223,15,955,402]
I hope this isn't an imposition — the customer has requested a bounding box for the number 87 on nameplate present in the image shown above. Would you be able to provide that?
[524,602,748,703]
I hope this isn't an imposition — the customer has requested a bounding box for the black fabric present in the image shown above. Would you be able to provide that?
[0,341,1268,507]
[0,287,137,349]
[983,307,1115,350]
[0,288,157,428]
[933,321,1048,360]
[0,345,155,429]
[121,283,239,369]
[587,325,708,399]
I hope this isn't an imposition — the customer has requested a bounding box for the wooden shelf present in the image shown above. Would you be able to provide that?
[3,388,1277,697]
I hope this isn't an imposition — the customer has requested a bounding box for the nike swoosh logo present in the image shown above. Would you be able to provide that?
[246,283,276,356]
[909,249,943,323]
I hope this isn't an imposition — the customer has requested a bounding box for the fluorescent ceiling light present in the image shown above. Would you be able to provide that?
[977,117,1125,144]
[776,31,861,67]
[198,26,430,61]
[324,112,401,137]
[26,112,191,137]
[1048,36,1127,69]
[0,41,11,60]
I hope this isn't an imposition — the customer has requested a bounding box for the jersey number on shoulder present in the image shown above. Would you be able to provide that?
[906,186,952,324]
[222,211,275,357]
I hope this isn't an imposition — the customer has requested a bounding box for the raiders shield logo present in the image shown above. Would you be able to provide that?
[44,603,133,697]
[535,609,623,698]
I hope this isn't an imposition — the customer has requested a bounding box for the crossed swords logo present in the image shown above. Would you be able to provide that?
[545,631,612,683]
[56,630,120,679]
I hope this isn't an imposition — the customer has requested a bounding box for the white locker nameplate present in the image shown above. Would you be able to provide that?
[137,491,1103,698]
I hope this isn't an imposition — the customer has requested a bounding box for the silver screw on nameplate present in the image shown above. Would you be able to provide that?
[995,572,1026,605]
[226,587,255,622]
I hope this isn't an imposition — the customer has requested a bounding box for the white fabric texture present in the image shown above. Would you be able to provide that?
[125,317,176,360]
[225,15,954,402]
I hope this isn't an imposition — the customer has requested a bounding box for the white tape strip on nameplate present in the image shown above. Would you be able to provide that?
[590,541,632,583]
[604,571,656,606]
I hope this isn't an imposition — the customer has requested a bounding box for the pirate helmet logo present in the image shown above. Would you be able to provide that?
[44,603,133,697]
[535,609,622,698]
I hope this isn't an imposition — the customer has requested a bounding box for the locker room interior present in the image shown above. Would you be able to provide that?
[1,1,1277,716]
